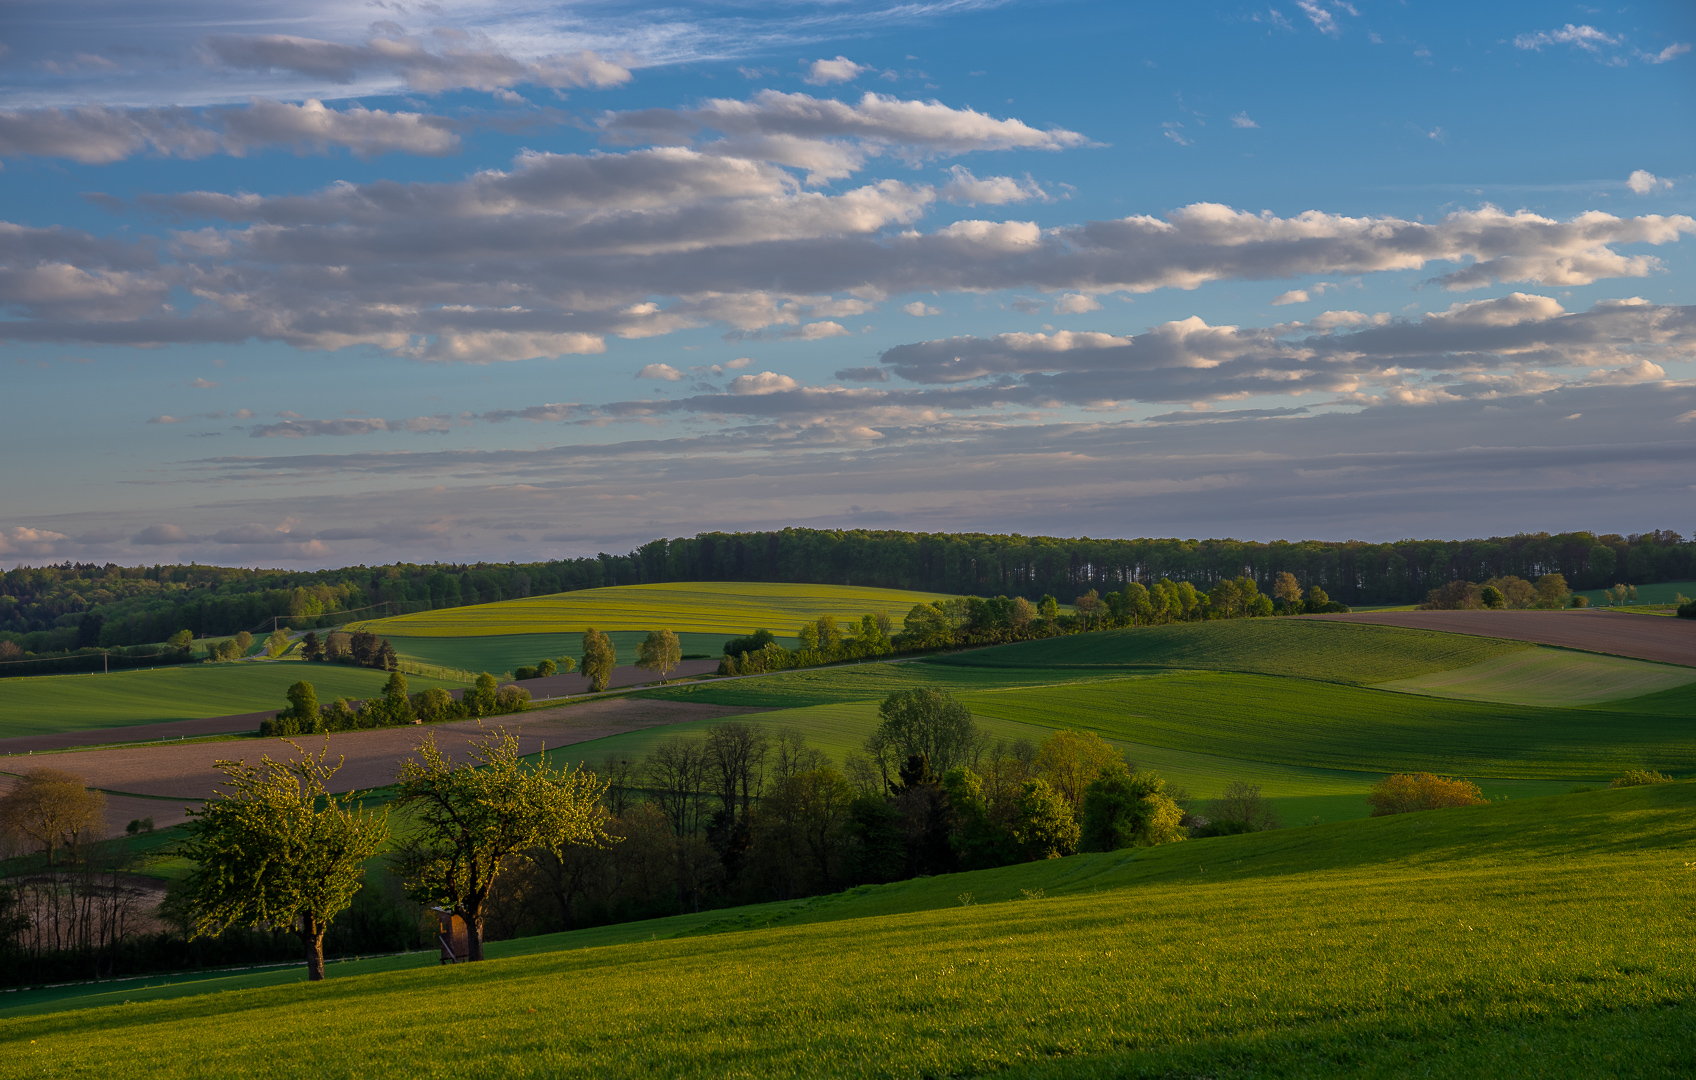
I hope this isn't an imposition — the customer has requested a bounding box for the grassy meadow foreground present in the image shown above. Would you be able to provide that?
[4,784,1693,1078]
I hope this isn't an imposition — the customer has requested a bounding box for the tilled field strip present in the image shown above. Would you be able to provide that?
[1304,610,1696,667]
[0,698,763,835]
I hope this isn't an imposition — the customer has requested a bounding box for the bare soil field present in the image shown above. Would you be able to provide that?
[1304,610,1696,667]
[0,698,759,836]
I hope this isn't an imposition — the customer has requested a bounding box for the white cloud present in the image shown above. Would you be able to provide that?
[787,321,851,340]
[1231,112,1259,129]
[1162,121,1191,146]
[1676,410,1696,423]
[207,34,630,94]
[902,301,940,316]
[1513,24,1621,53]
[0,526,70,557]
[0,100,461,164]
[1626,169,1673,195]
[637,363,686,380]
[1054,293,1102,314]
[730,371,801,394]
[938,166,1044,205]
[1641,43,1691,64]
[1297,1,1341,37]
[725,357,753,369]
[1272,290,1309,306]
[131,523,194,544]
[804,56,872,85]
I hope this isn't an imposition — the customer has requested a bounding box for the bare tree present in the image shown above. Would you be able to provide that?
[645,738,709,838]
[705,721,769,825]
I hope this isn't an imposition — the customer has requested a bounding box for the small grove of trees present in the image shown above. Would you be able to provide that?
[1611,769,1673,787]
[1366,773,1488,816]
[1423,574,1572,611]
[718,613,897,676]
[299,629,397,671]
[514,655,573,681]
[259,673,530,737]
[391,731,611,961]
[205,630,254,662]
[173,746,389,981]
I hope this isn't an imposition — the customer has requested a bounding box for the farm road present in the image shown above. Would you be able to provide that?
[0,697,760,838]
[1305,610,1695,667]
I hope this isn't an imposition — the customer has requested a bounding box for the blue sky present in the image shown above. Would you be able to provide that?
[2,0,1693,567]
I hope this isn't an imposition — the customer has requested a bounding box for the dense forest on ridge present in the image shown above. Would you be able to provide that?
[1,526,1688,652]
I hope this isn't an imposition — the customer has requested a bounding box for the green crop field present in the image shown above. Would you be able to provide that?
[387,631,767,676]
[928,619,1532,685]
[5,784,1693,1077]
[1573,579,1696,607]
[1375,645,1696,706]
[0,662,466,739]
[957,673,1696,779]
[350,582,951,638]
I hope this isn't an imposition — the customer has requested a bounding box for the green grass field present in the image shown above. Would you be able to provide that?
[387,631,768,675]
[928,619,1532,684]
[1574,579,1696,606]
[1375,645,1696,706]
[350,582,951,638]
[0,663,466,739]
[5,784,1692,1077]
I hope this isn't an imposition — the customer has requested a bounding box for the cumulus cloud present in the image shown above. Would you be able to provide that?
[637,362,686,380]
[1640,43,1691,64]
[1054,293,1102,314]
[1627,169,1673,195]
[131,523,194,544]
[731,371,802,394]
[206,33,630,94]
[2,96,1689,363]
[902,301,940,316]
[0,100,461,164]
[804,56,872,85]
[0,526,70,557]
[938,167,1045,205]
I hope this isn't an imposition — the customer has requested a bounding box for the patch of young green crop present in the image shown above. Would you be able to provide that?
[1375,645,1696,706]
[387,631,744,675]
[351,581,952,638]
[957,672,1696,778]
[933,619,1531,685]
[640,661,1121,710]
[7,786,1692,1080]
[0,664,466,739]
[1574,579,1696,607]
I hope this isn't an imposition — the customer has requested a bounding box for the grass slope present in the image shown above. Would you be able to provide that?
[6,784,1693,1077]
[1375,645,1696,706]
[959,672,1696,778]
[0,663,465,739]
[930,619,1531,684]
[351,582,951,638]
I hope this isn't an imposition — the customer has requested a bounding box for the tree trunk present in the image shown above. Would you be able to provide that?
[301,913,326,981]
[466,911,485,961]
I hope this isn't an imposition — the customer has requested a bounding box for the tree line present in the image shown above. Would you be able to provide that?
[4,527,1690,653]
[257,672,532,737]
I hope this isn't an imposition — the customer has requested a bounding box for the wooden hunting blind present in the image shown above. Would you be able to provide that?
[433,908,470,964]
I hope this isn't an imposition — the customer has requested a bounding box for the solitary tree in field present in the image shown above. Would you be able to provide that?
[581,627,617,692]
[636,629,682,678]
[393,731,611,961]
[265,628,291,657]
[0,768,106,866]
[175,745,389,980]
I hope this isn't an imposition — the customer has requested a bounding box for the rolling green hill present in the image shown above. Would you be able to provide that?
[349,581,951,638]
[7,784,1692,1077]
[0,663,466,740]
[926,619,1531,684]
[1375,645,1696,706]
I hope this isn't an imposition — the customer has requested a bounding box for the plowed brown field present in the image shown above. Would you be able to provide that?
[1303,610,1695,667]
[0,698,759,837]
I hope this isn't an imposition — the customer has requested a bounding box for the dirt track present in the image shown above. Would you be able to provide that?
[0,697,758,837]
[1304,610,1696,667]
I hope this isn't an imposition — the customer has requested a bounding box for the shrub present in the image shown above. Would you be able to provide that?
[1611,769,1673,788]
[495,685,531,713]
[1366,773,1488,816]
[1205,780,1280,832]
[1079,770,1185,852]
[1190,817,1255,838]
[1678,600,1696,620]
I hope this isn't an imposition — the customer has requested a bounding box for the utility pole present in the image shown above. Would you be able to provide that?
[103,650,109,675]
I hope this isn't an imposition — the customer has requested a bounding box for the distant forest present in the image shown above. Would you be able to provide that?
[1,527,1690,651]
